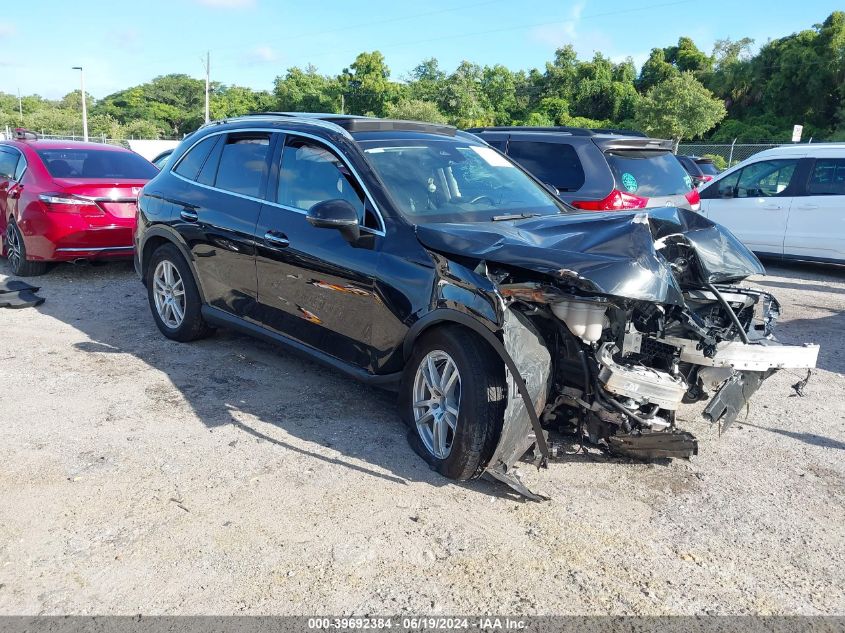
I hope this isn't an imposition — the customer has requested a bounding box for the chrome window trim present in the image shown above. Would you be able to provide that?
[169,127,386,236]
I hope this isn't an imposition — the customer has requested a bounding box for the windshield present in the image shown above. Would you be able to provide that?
[37,149,158,180]
[358,137,565,223]
[605,150,693,197]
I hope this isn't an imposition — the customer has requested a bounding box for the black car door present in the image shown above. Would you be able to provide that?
[254,133,385,370]
[170,131,274,318]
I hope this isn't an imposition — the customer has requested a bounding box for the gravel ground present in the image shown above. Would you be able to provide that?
[0,258,843,616]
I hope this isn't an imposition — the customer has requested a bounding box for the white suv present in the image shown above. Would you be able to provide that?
[699,144,845,264]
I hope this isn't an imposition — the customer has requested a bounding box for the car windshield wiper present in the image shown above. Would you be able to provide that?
[490,212,542,221]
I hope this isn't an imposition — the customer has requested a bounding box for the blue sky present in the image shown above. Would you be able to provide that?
[1,0,841,99]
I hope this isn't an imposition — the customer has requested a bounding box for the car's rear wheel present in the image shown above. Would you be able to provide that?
[4,220,48,277]
[146,243,213,342]
[400,326,506,480]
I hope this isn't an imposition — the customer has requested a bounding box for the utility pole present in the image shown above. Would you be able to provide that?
[17,88,23,123]
[71,66,89,142]
[202,51,210,124]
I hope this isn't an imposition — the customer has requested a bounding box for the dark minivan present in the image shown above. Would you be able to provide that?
[468,127,700,212]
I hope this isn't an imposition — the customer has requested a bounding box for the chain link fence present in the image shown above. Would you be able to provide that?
[676,142,798,169]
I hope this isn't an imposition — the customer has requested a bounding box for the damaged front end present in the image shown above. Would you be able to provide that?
[416,207,819,494]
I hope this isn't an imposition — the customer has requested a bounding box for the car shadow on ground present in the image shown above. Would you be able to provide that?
[740,422,845,451]
[20,260,536,501]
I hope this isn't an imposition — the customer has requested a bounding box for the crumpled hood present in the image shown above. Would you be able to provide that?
[415,206,764,305]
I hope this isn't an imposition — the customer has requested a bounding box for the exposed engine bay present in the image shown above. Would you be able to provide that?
[492,276,817,463]
[415,207,819,498]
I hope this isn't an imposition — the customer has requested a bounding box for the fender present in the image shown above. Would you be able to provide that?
[137,225,208,304]
[402,307,550,464]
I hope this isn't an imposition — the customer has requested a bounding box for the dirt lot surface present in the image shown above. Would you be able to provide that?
[0,258,843,616]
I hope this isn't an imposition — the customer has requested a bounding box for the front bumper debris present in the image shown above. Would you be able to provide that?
[702,371,767,432]
[662,336,820,371]
[607,430,698,460]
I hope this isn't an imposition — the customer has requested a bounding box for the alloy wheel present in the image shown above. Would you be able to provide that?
[412,350,462,459]
[5,223,21,272]
[152,260,186,329]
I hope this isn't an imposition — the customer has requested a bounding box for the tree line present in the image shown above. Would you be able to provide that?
[2,11,843,143]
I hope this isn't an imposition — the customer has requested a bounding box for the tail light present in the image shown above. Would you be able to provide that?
[572,189,649,211]
[685,188,701,211]
[39,193,101,215]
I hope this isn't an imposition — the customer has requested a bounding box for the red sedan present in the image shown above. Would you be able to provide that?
[0,133,158,276]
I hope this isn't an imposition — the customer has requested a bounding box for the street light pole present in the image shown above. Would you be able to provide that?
[71,66,89,142]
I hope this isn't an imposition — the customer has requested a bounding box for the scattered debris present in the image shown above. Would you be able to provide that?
[0,279,45,309]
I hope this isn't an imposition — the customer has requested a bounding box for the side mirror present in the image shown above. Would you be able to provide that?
[306,199,360,242]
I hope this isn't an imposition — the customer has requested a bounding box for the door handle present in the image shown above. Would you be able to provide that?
[180,209,198,222]
[264,231,290,247]
[762,204,781,210]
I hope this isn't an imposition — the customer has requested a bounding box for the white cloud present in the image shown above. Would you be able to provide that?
[194,0,255,7]
[529,1,586,47]
[0,23,16,38]
[246,45,278,63]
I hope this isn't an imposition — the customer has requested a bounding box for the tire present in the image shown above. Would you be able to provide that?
[400,325,506,481]
[146,243,213,342]
[4,220,48,277]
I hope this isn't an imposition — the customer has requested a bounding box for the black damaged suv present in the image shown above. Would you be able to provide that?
[135,114,816,496]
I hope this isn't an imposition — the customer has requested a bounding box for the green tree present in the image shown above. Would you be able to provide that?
[635,72,726,141]
[438,61,494,128]
[638,48,679,91]
[274,65,341,113]
[384,99,448,124]
[340,51,396,116]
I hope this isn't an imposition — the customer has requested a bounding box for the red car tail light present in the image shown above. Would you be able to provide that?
[685,187,701,211]
[572,189,650,211]
[38,193,102,215]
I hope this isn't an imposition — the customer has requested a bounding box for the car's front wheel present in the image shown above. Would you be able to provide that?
[401,326,506,480]
[146,243,213,342]
[4,220,48,277]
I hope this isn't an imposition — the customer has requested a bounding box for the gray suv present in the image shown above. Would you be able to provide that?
[468,127,699,212]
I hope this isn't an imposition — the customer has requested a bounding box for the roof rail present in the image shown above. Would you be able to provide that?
[199,112,353,138]
[199,112,457,138]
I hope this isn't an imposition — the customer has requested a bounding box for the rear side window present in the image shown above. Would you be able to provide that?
[173,136,218,180]
[507,141,585,192]
[605,150,692,197]
[213,133,272,197]
[36,149,158,179]
[807,159,845,195]
[0,149,20,180]
[14,155,26,181]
